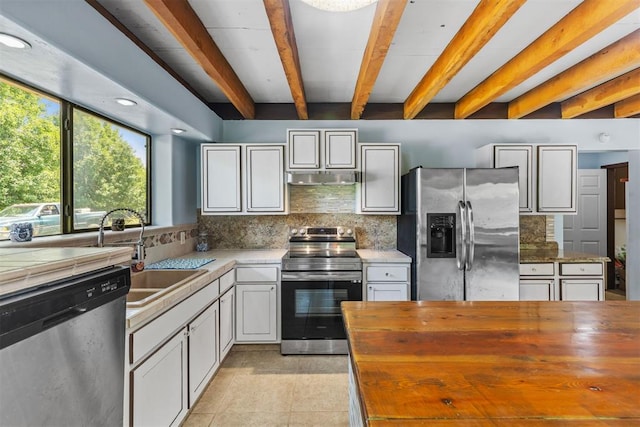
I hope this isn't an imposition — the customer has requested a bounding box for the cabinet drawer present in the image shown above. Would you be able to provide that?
[560,263,602,276]
[236,266,278,283]
[131,280,219,365]
[220,269,234,293]
[519,263,554,276]
[366,265,408,282]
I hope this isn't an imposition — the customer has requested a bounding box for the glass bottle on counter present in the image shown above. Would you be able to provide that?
[196,232,209,252]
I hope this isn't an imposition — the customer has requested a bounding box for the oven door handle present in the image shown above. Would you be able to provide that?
[281,272,362,282]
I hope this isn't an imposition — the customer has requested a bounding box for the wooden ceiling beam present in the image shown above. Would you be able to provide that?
[615,93,640,118]
[509,30,640,119]
[144,0,255,119]
[351,0,408,120]
[561,68,640,119]
[404,0,526,120]
[263,0,308,120]
[455,0,640,119]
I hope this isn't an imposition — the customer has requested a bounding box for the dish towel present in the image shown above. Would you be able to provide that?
[146,258,215,270]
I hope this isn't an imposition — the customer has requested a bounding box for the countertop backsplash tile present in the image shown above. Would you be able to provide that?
[198,212,396,250]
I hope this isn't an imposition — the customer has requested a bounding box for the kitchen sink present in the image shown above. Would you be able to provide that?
[126,269,207,307]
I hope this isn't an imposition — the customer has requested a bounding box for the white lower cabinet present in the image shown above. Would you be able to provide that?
[364,263,410,301]
[132,330,188,427]
[234,265,279,343]
[519,261,605,301]
[561,279,604,301]
[188,301,219,404]
[367,283,408,301]
[235,283,277,342]
[128,279,221,427]
[219,286,235,361]
[519,279,556,301]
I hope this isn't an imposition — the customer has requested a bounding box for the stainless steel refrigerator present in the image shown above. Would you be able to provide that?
[397,167,520,301]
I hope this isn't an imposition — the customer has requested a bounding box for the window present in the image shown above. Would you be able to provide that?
[0,76,150,241]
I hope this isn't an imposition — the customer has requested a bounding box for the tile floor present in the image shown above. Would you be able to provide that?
[183,345,349,427]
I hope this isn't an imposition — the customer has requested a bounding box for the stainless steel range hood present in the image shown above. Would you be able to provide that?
[286,171,360,185]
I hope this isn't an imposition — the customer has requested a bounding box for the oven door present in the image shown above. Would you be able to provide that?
[281,271,362,340]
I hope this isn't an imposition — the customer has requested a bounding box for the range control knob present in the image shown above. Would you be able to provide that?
[299,228,306,235]
[290,229,298,235]
[337,227,344,235]
[346,228,353,236]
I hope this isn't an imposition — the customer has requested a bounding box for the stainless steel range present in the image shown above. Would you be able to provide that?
[281,226,362,355]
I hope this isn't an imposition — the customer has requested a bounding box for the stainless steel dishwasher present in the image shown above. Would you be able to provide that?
[0,266,131,427]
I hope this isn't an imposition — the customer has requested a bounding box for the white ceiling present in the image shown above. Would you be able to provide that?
[94,0,640,107]
[0,0,638,128]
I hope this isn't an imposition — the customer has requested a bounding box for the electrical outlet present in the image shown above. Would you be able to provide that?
[180,231,186,245]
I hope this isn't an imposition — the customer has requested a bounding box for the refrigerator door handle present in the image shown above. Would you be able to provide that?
[466,200,475,270]
[457,201,467,270]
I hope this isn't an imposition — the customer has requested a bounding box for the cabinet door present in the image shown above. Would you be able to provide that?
[188,302,219,405]
[132,330,188,427]
[537,146,577,213]
[494,145,533,212]
[201,145,241,213]
[235,284,277,342]
[288,130,320,169]
[325,130,357,169]
[219,287,235,361]
[561,279,603,301]
[519,279,556,301]
[358,144,400,213]
[246,145,286,212]
[367,283,408,301]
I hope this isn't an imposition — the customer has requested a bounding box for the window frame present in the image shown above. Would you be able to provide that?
[1,74,152,238]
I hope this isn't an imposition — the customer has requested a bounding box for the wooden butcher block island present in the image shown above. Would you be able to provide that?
[342,301,640,426]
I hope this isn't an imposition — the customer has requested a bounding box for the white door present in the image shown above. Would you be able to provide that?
[367,283,408,301]
[235,284,277,342]
[201,145,242,213]
[358,144,400,213]
[563,169,607,256]
[132,331,188,427]
[537,145,577,213]
[188,302,219,405]
[219,287,235,361]
[245,145,285,212]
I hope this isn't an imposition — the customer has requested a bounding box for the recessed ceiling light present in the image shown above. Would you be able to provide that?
[171,128,186,134]
[0,33,31,49]
[300,0,377,12]
[115,98,137,106]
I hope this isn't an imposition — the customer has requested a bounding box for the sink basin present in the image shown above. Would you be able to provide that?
[131,269,205,289]
[126,269,207,307]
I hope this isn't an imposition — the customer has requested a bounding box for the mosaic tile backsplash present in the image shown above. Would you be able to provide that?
[198,213,397,250]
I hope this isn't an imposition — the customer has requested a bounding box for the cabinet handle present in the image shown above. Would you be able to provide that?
[580,268,585,272]
[369,286,372,290]
[183,330,189,338]
[271,286,275,291]
[385,272,390,276]
[532,267,537,272]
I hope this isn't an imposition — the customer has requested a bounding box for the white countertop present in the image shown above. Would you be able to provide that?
[357,249,411,263]
[0,247,132,297]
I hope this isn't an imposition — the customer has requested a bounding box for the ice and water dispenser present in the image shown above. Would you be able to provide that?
[426,213,455,258]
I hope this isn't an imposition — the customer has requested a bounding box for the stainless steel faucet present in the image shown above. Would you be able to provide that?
[97,208,146,269]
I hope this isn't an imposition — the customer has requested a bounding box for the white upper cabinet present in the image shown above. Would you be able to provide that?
[287,130,320,169]
[325,130,357,169]
[476,144,576,214]
[537,146,577,213]
[287,129,357,170]
[201,143,287,215]
[357,144,400,214]
[201,145,242,213]
[493,145,533,212]
[245,145,286,212]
